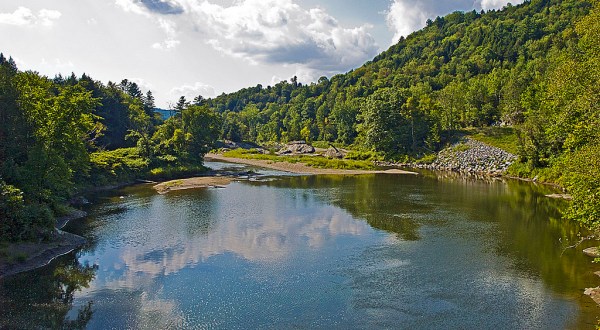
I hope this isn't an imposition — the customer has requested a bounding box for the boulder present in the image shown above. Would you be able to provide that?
[324,146,345,159]
[277,141,315,155]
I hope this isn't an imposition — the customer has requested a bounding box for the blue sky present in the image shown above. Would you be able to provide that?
[0,0,520,107]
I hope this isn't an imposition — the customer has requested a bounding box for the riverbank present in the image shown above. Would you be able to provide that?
[0,210,87,280]
[400,137,517,176]
[205,153,418,175]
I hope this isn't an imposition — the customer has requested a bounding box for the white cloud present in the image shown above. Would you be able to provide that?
[182,0,378,73]
[129,77,154,93]
[270,75,284,86]
[480,0,523,11]
[151,18,180,50]
[169,82,216,102]
[0,7,61,27]
[115,0,151,17]
[386,0,429,44]
[152,39,181,50]
[114,2,181,50]
[39,58,75,74]
[114,0,379,80]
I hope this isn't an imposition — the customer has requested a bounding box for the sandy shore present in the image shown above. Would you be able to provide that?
[153,176,233,194]
[205,153,418,175]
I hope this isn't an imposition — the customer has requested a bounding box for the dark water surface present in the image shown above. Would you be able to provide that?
[1,162,599,329]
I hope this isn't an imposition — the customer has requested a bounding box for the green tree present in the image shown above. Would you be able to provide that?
[181,105,222,161]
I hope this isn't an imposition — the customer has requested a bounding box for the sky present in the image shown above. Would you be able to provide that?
[0,0,522,108]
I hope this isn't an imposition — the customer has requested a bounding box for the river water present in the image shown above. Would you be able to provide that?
[1,161,599,329]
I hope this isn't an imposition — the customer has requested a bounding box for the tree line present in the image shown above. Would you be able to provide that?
[0,60,221,241]
[203,0,598,226]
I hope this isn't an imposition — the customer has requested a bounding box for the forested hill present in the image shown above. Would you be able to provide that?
[205,0,593,156]
[202,0,599,226]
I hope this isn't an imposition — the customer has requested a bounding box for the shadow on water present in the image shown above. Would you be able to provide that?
[247,175,424,241]
[249,172,600,326]
[0,253,97,329]
[1,170,599,328]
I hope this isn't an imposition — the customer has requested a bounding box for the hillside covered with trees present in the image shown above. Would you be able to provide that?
[1,0,598,241]
[202,0,599,227]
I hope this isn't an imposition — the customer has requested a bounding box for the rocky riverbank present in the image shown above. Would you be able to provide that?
[410,138,517,175]
[0,210,88,279]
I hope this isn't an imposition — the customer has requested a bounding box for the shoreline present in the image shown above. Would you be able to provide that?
[205,153,418,175]
[0,210,88,280]
[153,176,233,194]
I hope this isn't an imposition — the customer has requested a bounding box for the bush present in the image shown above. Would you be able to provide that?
[0,181,25,241]
[0,182,54,241]
[89,148,150,185]
[559,144,600,228]
[146,165,208,181]
[17,203,54,241]
[415,154,437,164]
[345,150,383,161]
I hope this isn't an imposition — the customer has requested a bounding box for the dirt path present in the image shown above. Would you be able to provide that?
[205,153,418,175]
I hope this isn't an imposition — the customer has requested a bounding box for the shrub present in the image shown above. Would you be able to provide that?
[345,150,383,161]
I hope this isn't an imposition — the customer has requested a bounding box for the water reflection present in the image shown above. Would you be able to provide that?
[1,171,599,328]
[249,175,424,241]
[0,254,96,329]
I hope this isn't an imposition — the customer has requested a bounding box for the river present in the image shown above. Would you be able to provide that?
[1,161,599,329]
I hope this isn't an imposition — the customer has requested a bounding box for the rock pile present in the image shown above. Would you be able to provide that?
[417,138,516,175]
[277,141,315,155]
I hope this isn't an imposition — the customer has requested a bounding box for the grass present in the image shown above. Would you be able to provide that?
[163,179,184,188]
[221,148,375,170]
[465,127,519,154]
[452,144,471,152]
[311,141,347,149]
[345,150,384,161]
[146,164,209,181]
[414,153,437,164]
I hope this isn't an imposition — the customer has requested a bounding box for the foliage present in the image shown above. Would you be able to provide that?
[1,0,599,239]
[467,127,519,154]
[205,0,599,227]
[0,56,221,242]
[147,164,209,181]
[559,143,600,228]
[202,0,591,158]
[344,150,384,161]
[221,149,375,170]
[89,148,149,186]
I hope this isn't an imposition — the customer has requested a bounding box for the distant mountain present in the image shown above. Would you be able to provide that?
[155,108,175,120]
